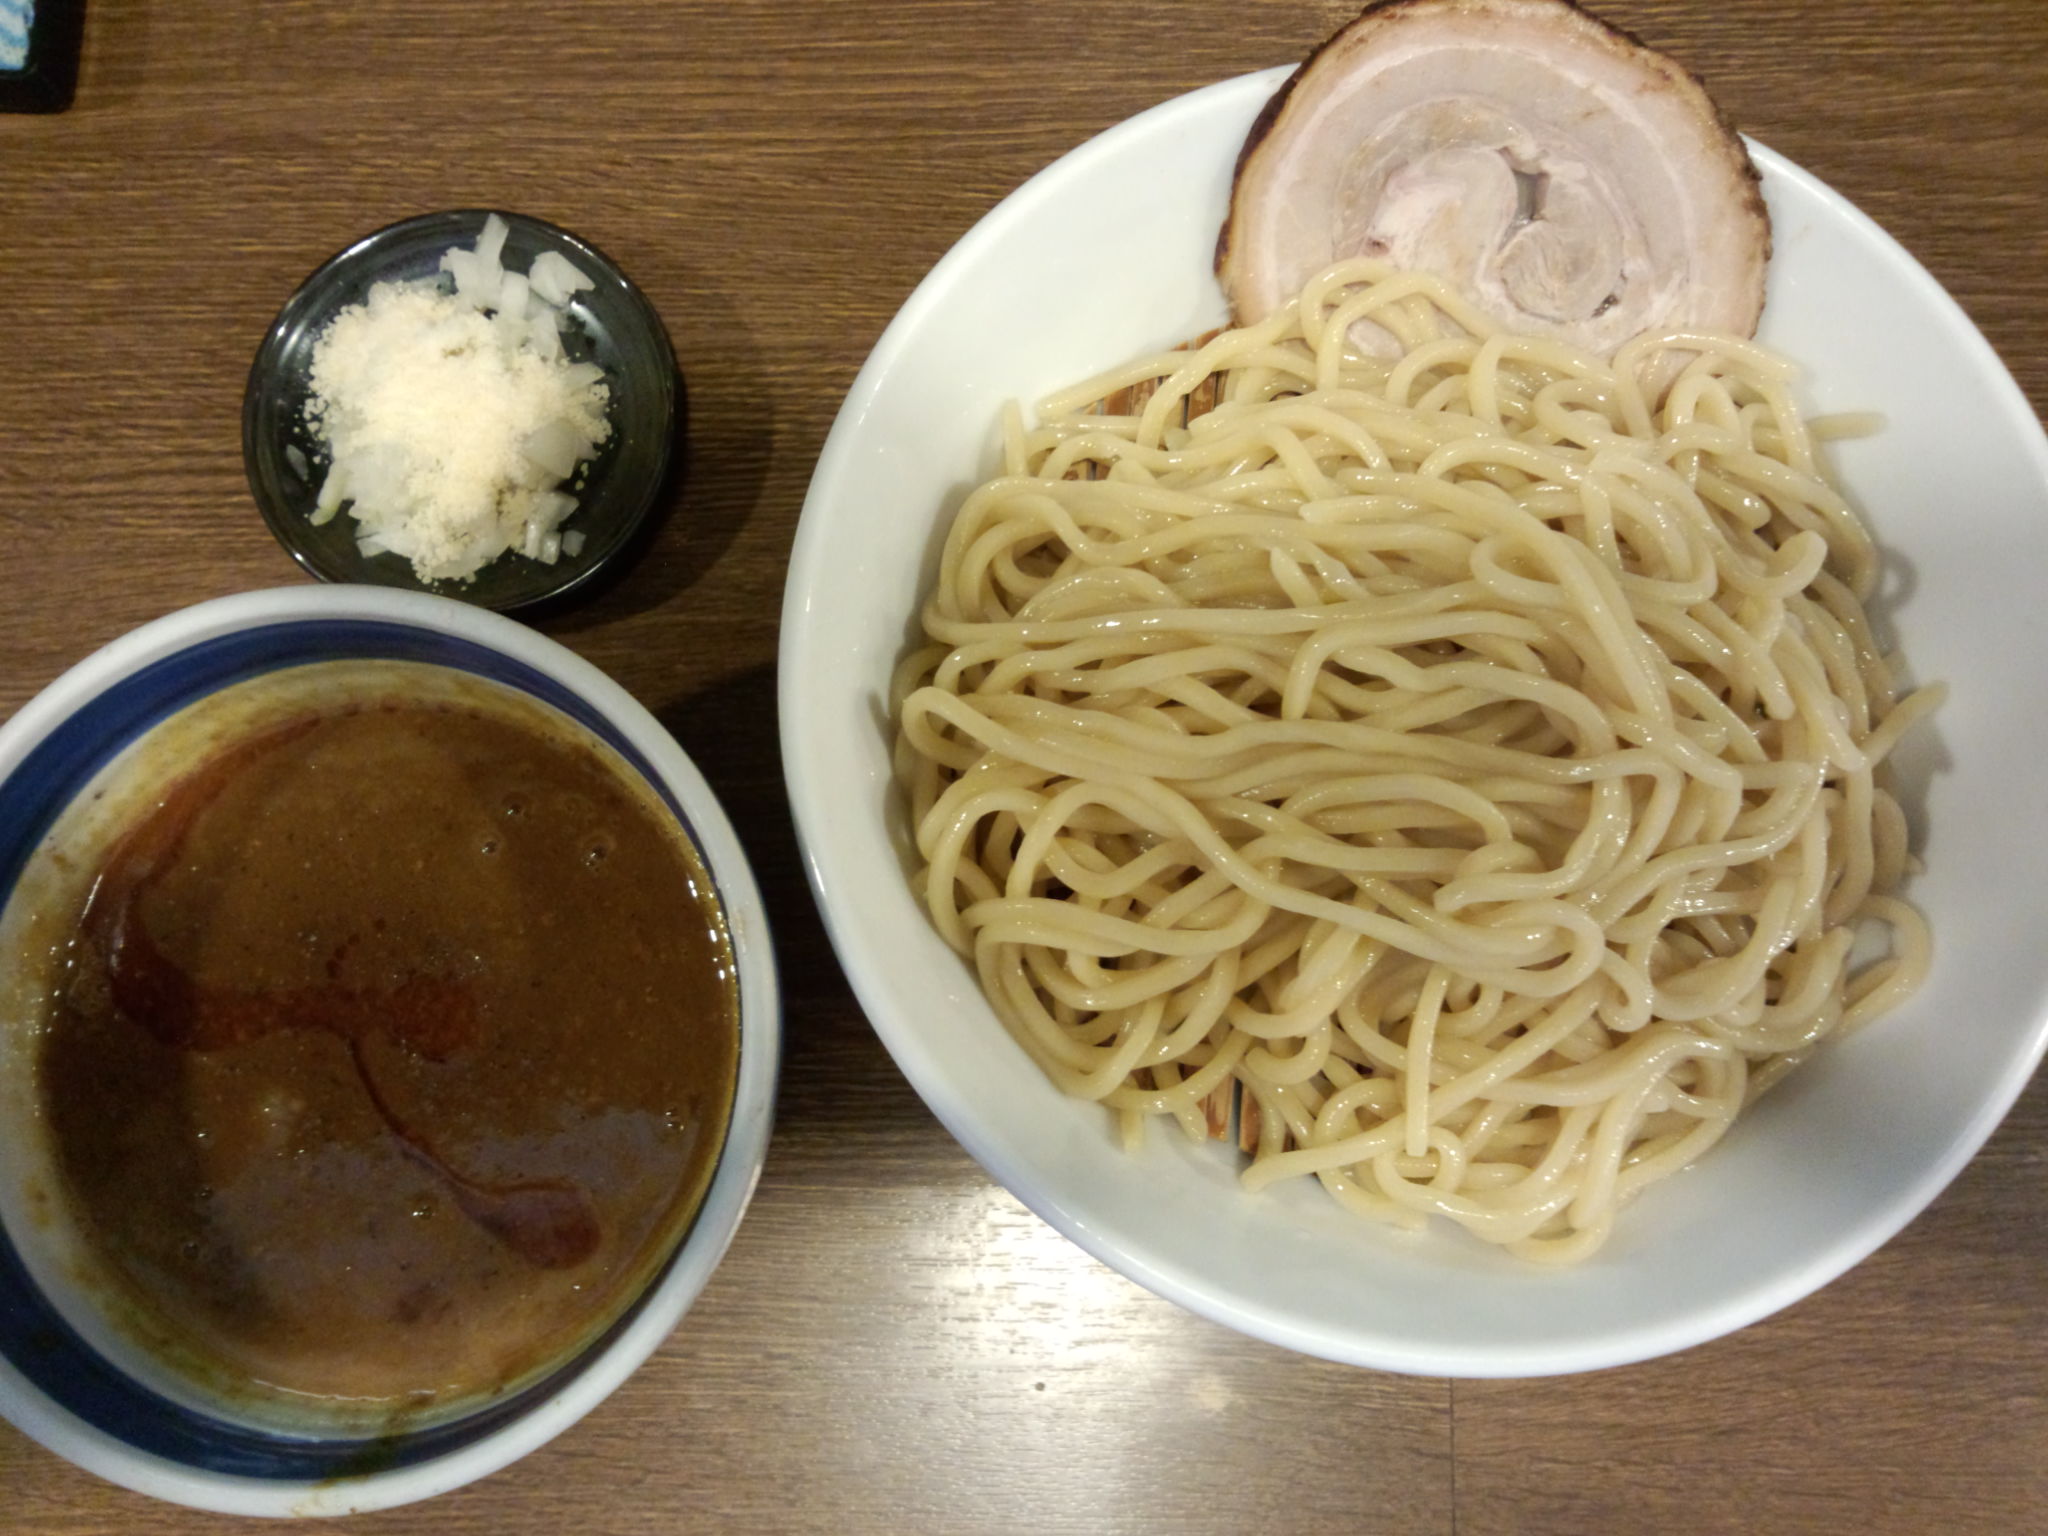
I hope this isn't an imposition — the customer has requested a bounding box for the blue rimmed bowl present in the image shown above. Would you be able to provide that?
[0,587,779,1516]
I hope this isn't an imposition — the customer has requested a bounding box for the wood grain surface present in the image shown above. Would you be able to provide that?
[2,1,2044,1530]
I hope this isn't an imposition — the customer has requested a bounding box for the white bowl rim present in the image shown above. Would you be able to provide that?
[0,584,781,1515]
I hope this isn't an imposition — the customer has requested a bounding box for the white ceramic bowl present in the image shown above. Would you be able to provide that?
[0,586,780,1513]
[780,69,2048,1377]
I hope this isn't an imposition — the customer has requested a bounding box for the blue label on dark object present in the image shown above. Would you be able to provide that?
[0,1,31,70]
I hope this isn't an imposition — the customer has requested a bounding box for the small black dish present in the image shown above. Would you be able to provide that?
[244,210,679,615]
[0,0,84,113]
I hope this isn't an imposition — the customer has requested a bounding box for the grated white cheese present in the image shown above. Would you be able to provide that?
[304,217,611,584]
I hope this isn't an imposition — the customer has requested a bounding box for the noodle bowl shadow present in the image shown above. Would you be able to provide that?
[780,69,2048,1375]
[0,587,780,1514]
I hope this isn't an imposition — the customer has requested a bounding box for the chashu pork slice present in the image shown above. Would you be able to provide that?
[1217,0,1771,358]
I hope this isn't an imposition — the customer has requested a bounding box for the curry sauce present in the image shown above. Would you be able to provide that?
[38,695,738,1420]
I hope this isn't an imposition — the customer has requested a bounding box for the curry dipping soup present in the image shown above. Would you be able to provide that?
[0,660,740,1435]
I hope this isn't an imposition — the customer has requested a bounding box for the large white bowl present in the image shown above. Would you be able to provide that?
[780,69,2048,1376]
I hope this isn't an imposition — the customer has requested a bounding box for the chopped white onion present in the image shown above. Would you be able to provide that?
[522,419,587,479]
[440,247,498,310]
[497,270,530,323]
[529,250,594,306]
[528,313,563,362]
[475,213,510,277]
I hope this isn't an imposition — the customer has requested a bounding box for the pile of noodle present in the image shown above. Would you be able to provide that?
[894,260,1937,1263]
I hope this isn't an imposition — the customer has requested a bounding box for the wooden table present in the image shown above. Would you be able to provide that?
[3,1,2044,1529]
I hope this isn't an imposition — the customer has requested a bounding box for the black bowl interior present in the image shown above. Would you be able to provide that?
[243,210,678,614]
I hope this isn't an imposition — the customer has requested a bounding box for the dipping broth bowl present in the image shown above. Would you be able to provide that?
[0,586,778,1515]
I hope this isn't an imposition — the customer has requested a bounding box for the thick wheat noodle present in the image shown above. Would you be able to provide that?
[894,259,1938,1263]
